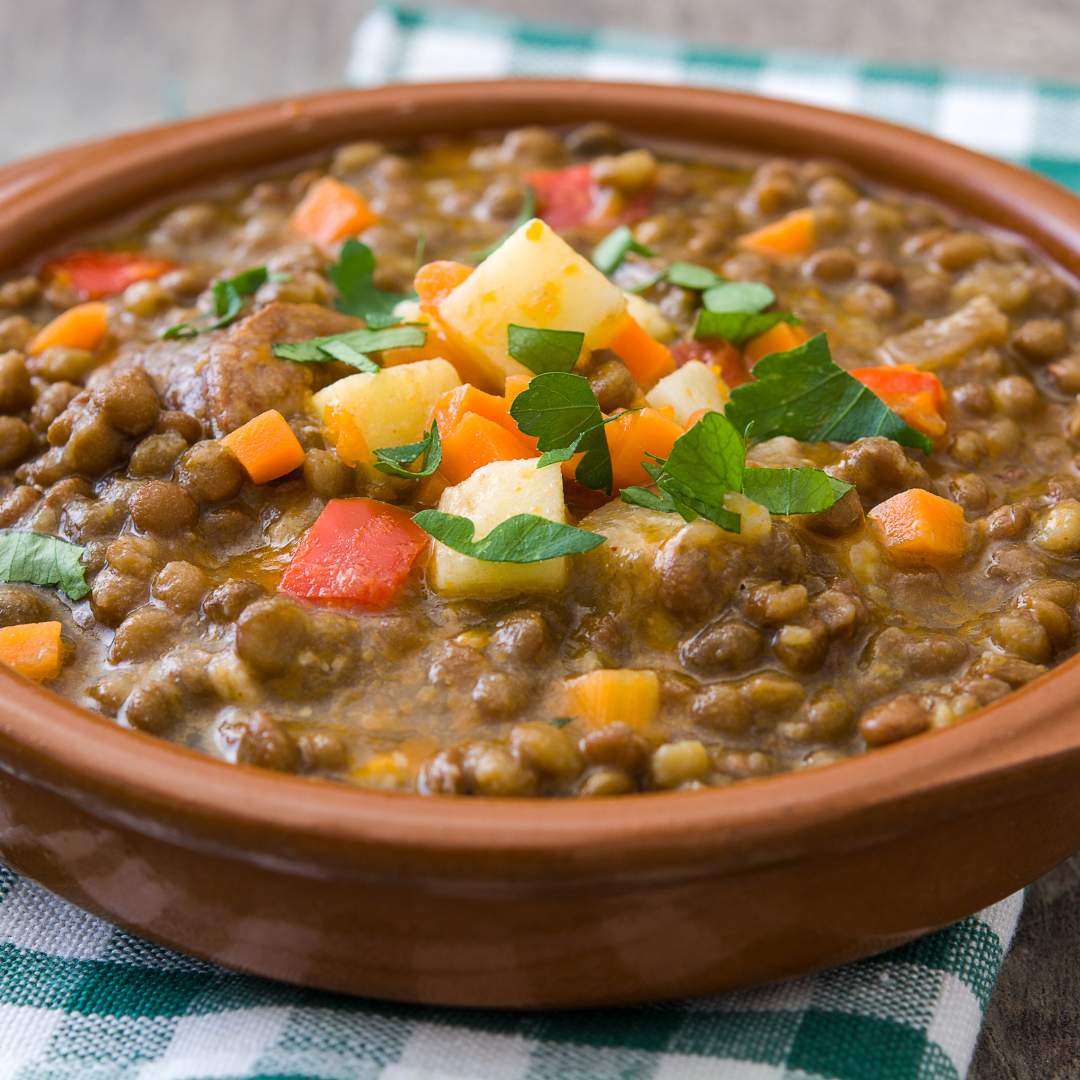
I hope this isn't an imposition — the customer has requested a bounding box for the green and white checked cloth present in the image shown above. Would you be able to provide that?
[4,4,1077,1076]
[348,3,1080,194]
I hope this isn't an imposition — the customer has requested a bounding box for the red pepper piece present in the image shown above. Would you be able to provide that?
[670,339,752,388]
[280,498,428,609]
[44,250,175,299]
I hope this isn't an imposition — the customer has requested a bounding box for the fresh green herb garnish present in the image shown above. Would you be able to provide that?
[702,281,775,314]
[316,339,381,373]
[692,280,799,344]
[329,239,415,329]
[507,325,585,375]
[471,186,537,262]
[694,309,799,345]
[0,532,89,601]
[665,261,723,291]
[413,510,603,563]
[509,372,613,493]
[549,716,573,729]
[591,225,655,276]
[162,265,279,339]
[725,333,933,454]
[621,411,853,530]
[373,422,442,478]
[741,467,853,515]
[271,325,426,372]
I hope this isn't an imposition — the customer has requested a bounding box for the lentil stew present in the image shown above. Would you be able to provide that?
[2,125,1080,799]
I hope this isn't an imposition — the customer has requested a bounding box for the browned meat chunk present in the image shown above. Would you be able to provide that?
[96,302,360,436]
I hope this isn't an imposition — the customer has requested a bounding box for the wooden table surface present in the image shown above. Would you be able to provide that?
[4,0,1080,1074]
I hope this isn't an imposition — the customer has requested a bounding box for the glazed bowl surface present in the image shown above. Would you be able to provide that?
[2,80,1080,1008]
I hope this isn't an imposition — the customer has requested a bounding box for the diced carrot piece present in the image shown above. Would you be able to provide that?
[738,208,816,257]
[671,338,750,388]
[850,365,948,439]
[45,250,175,300]
[431,383,522,441]
[0,621,62,682]
[415,260,473,312]
[607,316,675,389]
[504,374,531,405]
[221,409,306,484]
[28,301,109,356]
[606,407,685,490]
[322,403,371,466]
[289,177,378,247]
[439,411,538,485]
[743,322,809,367]
[565,669,660,733]
[868,488,966,565]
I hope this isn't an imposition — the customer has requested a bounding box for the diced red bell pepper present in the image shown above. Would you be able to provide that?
[280,498,427,609]
[44,250,175,299]
[670,339,751,388]
[526,164,654,230]
[850,365,947,439]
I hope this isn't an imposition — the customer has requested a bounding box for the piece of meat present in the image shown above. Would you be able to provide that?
[97,302,360,436]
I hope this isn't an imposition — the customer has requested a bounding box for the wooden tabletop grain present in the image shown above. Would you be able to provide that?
[3,0,1080,1074]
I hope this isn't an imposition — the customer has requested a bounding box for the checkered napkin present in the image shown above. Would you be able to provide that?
[3,4,1073,1078]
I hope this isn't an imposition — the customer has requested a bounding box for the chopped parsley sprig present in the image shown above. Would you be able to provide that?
[162,265,285,339]
[0,532,89,601]
[271,324,426,373]
[413,510,603,563]
[329,239,416,329]
[372,422,442,478]
[621,411,853,530]
[509,372,615,493]
[725,333,933,453]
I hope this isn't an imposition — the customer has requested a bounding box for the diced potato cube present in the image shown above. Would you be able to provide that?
[646,360,729,425]
[879,296,1008,370]
[724,492,772,544]
[437,218,628,389]
[625,291,676,342]
[430,459,569,596]
[312,358,460,458]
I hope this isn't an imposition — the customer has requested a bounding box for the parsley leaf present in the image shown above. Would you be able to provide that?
[620,411,853,529]
[549,716,573,729]
[509,372,613,493]
[650,412,744,532]
[329,239,415,328]
[272,325,426,370]
[507,325,585,375]
[0,531,89,601]
[724,333,933,453]
[695,309,799,345]
[620,484,679,513]
[591,225,655,276]
[471,186,536,262]
[702,281,775,314]
[742,467,852,515]
[413,510,603,563]
[665,261,723,290]
[373,422,442,478]
[162,264,274,339]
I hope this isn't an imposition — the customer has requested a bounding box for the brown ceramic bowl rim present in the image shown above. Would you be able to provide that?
[3,80,1080,885]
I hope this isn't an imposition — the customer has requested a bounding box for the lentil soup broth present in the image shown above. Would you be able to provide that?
[1,125,1079,798]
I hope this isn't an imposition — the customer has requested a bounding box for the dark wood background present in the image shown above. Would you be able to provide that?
[3,0,1079,1074]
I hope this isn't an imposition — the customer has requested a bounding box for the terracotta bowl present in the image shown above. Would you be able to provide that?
[2,81,1080,1009]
